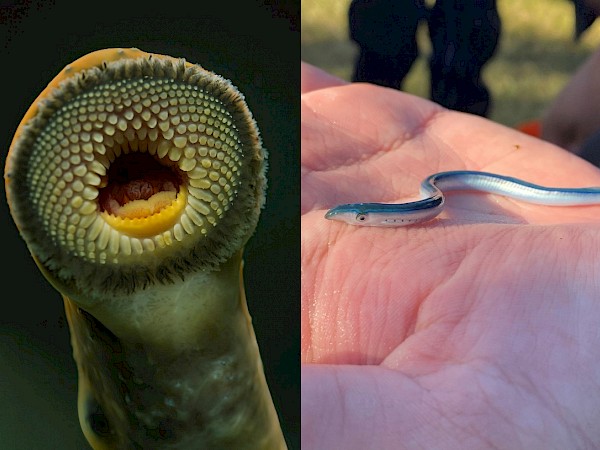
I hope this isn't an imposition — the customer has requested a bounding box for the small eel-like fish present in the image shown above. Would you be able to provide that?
[5,48,286,449]
[325,170,600,226]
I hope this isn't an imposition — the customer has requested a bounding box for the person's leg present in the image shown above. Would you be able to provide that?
[428,0,501,116]
[349,0,426,90]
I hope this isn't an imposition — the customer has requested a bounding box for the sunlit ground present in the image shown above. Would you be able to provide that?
[301,0,600,127]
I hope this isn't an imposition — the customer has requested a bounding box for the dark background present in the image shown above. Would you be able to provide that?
[0,1,299,448]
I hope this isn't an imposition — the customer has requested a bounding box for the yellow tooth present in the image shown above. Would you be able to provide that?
[173,136,187,148]
[179,157,196,171]
[157,140,170,158]
[168,146,182,161]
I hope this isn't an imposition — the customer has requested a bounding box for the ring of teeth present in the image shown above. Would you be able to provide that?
[25,77,243,265]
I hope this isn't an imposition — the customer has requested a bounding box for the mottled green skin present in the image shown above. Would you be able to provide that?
[64,253,286,449]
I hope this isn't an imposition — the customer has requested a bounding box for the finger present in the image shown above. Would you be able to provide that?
[301,62,347,94]
[303,81,600,187]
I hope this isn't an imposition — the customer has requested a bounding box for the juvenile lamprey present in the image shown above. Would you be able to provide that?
[5,48,286,449]
[325,170,600,227]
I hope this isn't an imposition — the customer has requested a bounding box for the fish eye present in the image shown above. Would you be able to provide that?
[356,213,367,222]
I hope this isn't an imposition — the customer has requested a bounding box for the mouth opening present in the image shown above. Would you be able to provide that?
[99,151,183,218]
[98,150,188,238]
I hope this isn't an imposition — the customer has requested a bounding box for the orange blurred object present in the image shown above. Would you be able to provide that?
[517,119,541,138]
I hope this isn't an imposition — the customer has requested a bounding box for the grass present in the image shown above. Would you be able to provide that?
[301,0,600,127]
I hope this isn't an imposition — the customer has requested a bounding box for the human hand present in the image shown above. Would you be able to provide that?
[541,47,600,154]
[302,63,600,449]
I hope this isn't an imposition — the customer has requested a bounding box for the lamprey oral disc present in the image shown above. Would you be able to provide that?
[5,48,286,449]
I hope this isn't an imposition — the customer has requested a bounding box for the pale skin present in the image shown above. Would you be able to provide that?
[301,63,600,449]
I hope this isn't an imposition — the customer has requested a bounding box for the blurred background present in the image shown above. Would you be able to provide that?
[1,1,299,448]
[302,0,600,128]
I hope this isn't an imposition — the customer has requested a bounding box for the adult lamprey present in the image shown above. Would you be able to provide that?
[5,48,286,449]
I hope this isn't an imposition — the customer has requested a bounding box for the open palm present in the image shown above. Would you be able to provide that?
[301,63,600,449]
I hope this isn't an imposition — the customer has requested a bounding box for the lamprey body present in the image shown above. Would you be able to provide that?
[325,170,600,227]
[5,48,286,449]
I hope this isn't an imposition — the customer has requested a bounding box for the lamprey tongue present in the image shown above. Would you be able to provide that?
[5,48,286,449]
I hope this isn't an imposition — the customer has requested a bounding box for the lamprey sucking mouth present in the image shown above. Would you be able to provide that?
[5,48,286,449]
